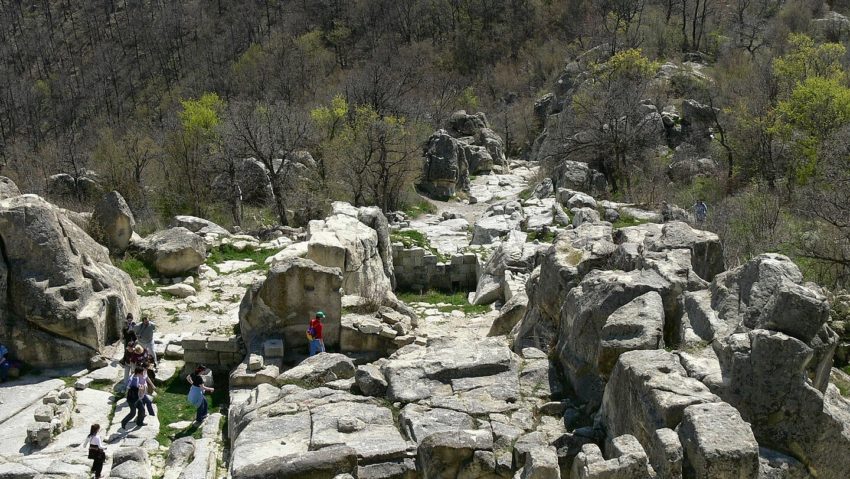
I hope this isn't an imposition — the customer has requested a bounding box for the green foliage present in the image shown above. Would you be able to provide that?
[590,48,658,84]
[397,290,490,315]
[527,230,557,243]
[401,200,437,218]
[179,92,224,136]
[116,257,154,281]
[205,244,274,273]
[610,213,650,229]
[155,372,229,446]
[773,34,846,94]
[391,230,430,249]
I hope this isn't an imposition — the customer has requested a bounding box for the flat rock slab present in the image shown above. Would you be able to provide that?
[310,401,409,462]
[41,388,112,454]
[230,412,311,477]
[0,378,65,425]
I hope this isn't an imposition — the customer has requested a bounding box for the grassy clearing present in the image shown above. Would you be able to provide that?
[391,230,450,262]
[398,290,490,315]
[154,372,229,447]
[402,200,437,219]
[527,230,557,243]
[206,244,275,274]
[610,212,650,229]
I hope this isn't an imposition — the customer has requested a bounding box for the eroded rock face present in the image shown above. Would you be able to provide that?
[0,195,139,366]
[420,130,464,200]
[133,227,206,277]
[239,257,342,352]
[552,161,607,197]
[0,176,21,200]
[91,190,135,254]
[307,202,394,300]
[677,402,759,479]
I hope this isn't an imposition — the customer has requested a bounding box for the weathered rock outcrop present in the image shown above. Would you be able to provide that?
[132,227,207,277]
[239,257,342,352]
[0,176,21,200]
[307,202,394,299]
[90,191,135,254]
[0,195,138,366]
[419,111,509,200]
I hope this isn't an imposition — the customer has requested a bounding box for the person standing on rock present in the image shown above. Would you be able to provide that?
[187,365,214,423]
[307,311,325,356]
[121,367,147,430]
[83,424,106,479]
[132,316,157,364]
[693,199,708,223]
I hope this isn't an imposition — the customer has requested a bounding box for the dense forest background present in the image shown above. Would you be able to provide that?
[3,0,850,287]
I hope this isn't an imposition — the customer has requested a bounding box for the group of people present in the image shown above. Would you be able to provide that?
[81,310,328,478]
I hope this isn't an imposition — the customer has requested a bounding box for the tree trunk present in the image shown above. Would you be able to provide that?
[270,178,288,226]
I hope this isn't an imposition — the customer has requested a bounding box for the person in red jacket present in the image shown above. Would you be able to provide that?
[307,311,325,356]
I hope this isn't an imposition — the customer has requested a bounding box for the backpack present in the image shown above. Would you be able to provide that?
[126,377,141,404]
[306,326,316,340]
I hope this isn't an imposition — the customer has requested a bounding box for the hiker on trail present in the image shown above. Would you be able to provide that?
[132,316,157,364]
[138,362,156,417]
[694,199,708,223]
[187,365,214,423]
[121,367,147,430]
[83,424,106,479]
[307,311,325,356]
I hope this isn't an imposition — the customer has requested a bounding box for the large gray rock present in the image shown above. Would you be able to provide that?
[134,227,206,277]
[601,350,719,450]
[308,203,393,299]
[420,130,464,200]
[399,404,477,444]
[677,402,759,479]
[230,411,312,477]
[91,191,135,254]
[596,291,665,375]
[231,445,358,479]
[447,110,489,137]
[417,429,494,479]
[110,447,152,479]
[239,257,342,352]
[278,353,355,386]
[212,157,274,204]
[310,401,409,462]
[555,269,676,405]
[355,364,388,397]
[0,195,139,367]
[644,221,724,281]
[0,176,21,199]
[570,435,651,479]
[172,215,231,239]
[552,160,607,196]
[357,206,396,290]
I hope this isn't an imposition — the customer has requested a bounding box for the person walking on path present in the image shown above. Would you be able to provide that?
[307,312,325,356]
[132,316,157,364]
[83,424,106,479]
[187,366,214,423]
[121,368,147,430]
[693,199,708,223]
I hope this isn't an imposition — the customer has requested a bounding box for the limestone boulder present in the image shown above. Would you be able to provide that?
[417,429,494,479]
[420,130,464,200]
[0,176,21,199]
[601,350,719,449]
[447,110,489,137]
[355,364,388,397]
[677,402,759,479]
[471,213,524,245]
[278,353,355,386]
[212,157,273,204]
[555,269,676,405]
[476,127,507,165]
[171,216,231,240]
[644,221,724,281]
[239,257,342,352]
[133,227,206,277]
[596,291,665,375]
[552,160,607,196]
[310,401,409,462]
[0,195,139,367]
[308,203,393,299]
[91,191,135,254]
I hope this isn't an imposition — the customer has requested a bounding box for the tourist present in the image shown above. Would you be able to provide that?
[0,343,11,382]
[121,367,147,430]
[132,316,157,364]
[693,199,708,223]
[186,365,214,423]
[83,423,106,479]
[138,362,156,416]
[307,311,325,356]
[122,313,137,347]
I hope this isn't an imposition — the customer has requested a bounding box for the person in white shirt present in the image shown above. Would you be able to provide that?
[83,424,106,478]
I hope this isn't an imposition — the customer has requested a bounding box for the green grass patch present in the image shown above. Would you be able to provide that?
[391,230,449,262]
[611,213,650,229]
[397,290,490,315]
[117,257,155,281]
[402,200,437,219]
[154,372,229,447]
[527,230,557,243]
[206,244,274,274]
[518,187,534,200]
